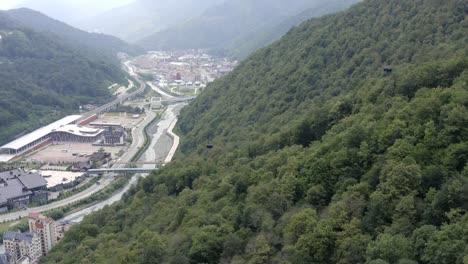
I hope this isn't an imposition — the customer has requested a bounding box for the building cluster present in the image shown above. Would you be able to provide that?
[0,170,48,213]
[131,50,237,89]
[1,213,66,264]
[90,123,127,147]
[0,168,90,211]
[71,151,112,172]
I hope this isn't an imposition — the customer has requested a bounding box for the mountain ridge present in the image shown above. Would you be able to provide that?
[5,8,143,58]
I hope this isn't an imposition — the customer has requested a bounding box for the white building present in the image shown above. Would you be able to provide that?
[0,115,82,162]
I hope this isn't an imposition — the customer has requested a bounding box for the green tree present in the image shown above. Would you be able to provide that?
[189,226,225,264]
[366,234,414,263]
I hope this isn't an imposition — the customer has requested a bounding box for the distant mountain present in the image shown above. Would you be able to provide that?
[137,0,359,57]
[6,8,143,58]
[0,11,127,145]
[79,0,225,42]
[14,0,134,25]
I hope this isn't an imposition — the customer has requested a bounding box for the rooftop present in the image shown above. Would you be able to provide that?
[0,178,32,205]
[52,124,103,137]
[17,173,47,190]
[0,115,82,151]
[29,212,54,223]
[3,231,36,243]
[0,169,23,181]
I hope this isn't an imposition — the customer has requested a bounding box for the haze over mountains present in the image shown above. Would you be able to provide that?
[8,0,134,25]
[3,0,362,60]
[78,0,226,42]
[139,0,360,58]
[79,0,360,59]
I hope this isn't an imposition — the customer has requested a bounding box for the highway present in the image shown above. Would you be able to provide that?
[79,61,146,120]
[147,81,174,99]
[87,168,157,174]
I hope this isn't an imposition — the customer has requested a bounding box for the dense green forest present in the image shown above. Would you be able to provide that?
[44,0,468,263]
[138,0,358,58]
[0,12,127,145]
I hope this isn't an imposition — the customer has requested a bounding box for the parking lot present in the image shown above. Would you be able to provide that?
[94,112,145,129]
[27,143,125,164]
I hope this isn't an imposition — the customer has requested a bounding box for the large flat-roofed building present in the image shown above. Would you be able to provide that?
[0,116,107,163]
[0,115,82,160]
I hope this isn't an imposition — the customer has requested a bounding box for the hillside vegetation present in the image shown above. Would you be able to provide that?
[227,0,360,59]
[5,8,143,59]
[0,12,127,145]
[44,0,468,263]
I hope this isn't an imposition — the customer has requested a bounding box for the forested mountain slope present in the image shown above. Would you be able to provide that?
[138,0,359,56]
[227,0,361,59]
[0,13,126,145]
[5,8,143,58]
[45,0,468,263]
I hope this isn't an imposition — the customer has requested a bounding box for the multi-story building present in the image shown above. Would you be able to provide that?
[28,213,57,256]
[103,130,125,145]
[3,231,41,263]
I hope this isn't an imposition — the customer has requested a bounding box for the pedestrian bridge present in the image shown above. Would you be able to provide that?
[87,167,159,174]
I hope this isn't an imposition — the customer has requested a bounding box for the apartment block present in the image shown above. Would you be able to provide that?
[3,231,41,263]
[28,213,57,256]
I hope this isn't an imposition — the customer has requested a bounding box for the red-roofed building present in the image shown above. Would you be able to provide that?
[28,213,57,256]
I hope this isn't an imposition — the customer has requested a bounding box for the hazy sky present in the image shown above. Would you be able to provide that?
[0,0,137,25]
[0,0,22,9]
[0,0,136,11]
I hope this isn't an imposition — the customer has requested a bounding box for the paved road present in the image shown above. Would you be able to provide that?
[147,81,175,99]
[0,174,115,223]
[80,61,145,119]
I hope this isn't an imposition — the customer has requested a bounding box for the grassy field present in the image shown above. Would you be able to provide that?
[0,219,28,235]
